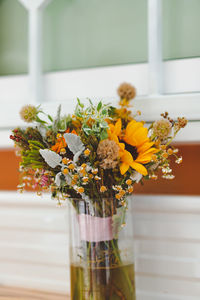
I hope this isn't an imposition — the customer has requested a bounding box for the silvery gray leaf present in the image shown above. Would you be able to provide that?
[64,133,85,156]
[55,172,62,186]
[39,149,62,168]
[55,172,71,187]
[65,174,71,185]
[73,150,83,163]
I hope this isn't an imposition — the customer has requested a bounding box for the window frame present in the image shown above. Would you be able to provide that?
[0,0,200,147]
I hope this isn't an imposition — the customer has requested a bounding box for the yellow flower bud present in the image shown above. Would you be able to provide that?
[151,154,157,161]
[82,177,89,183]
[62,157,69,164]
[68,164,75,170]
[128,186,134,193]
[77,187,84,194]
[161,145,167,150]
[126,179,132,185]
[57,133,62,139]
[115,193,122,200]
[100,186,107,193]
[167,148,174,155]
[162,152,168,159]
[62,168,69,175]
[60,148,66,154]
[84,149,91,156]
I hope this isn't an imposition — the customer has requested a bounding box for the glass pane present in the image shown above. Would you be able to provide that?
[163,0,200,60]
[43,0,147,72]
[0,0,28,76]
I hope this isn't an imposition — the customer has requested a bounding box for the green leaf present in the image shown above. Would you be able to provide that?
[108,106,116,116]
[77,98,84,108]
[100,130,108,140]
[29,140,45,149]
[88,99,93,106]
[97,101,102,112]
[75,111,82,118]
[100,121,109,129]
[102,109,107,115]
[48,114,53,122]
[82,124,92,135]
[35,116,47,124]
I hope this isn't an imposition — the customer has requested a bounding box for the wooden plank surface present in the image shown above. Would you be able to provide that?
[0,286,69,300]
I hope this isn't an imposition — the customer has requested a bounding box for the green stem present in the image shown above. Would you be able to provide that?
[111,239,134,295]
[111,239,122,265]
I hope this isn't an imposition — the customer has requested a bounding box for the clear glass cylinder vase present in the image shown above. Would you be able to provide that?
[68,197,136,300]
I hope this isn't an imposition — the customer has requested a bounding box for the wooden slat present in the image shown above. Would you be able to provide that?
[137,290,199,300]
[0,243,67,266]
[0,208,67,233]
[0,229,67,247]
[0,193,200,298]
[136,274,200,298]
[0,286,69,300]
[135,239,200,259]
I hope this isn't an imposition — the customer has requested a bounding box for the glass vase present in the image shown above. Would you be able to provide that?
[68,197,136,300]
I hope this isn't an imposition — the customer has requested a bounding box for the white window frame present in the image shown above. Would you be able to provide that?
[0,0,200,147]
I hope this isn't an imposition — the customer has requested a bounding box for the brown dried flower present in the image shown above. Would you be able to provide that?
[97,139,119,169]
[117,83,136,100]
[153,119,172,141]
[177,117,188,129]
[20,105,38,123]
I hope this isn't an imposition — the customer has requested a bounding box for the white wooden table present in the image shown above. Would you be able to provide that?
[0,286,69,300]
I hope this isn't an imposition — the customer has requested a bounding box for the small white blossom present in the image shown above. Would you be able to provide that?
[175,157,182,164]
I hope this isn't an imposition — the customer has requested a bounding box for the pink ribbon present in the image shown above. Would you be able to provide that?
[77,214,114,242]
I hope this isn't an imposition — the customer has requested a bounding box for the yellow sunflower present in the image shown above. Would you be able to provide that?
[108,119,157,176]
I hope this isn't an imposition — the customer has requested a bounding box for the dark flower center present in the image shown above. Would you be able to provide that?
[120,140,138,160]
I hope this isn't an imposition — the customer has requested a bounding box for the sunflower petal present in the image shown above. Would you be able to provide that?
[136,148,158,163]
[142,147,158,156]
[120,163,130,175]
[114,119,122,136]
[130,161,148,176]
[137,141,155,153]
[110,133,119,145]
[136,155,153,164]
[124,126,149,147]
[125,122,143,142]
[125,120,140,134]
[121,150,134,164]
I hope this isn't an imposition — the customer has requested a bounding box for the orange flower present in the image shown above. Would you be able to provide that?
[51,136,66,153]
[51,129,77,153]
[65,129,77,135]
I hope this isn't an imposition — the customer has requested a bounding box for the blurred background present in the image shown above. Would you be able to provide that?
[0,0,200,299]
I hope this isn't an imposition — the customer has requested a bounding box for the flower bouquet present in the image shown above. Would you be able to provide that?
[10,83,187,299]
